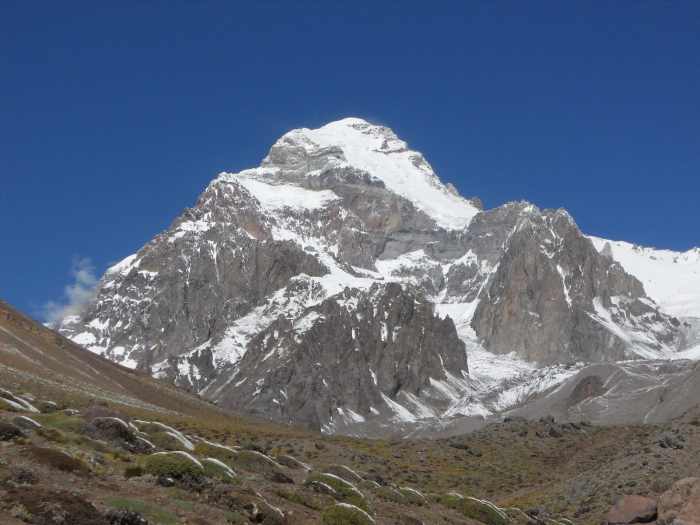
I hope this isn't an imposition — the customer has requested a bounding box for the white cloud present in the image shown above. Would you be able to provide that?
[43,257,99,326]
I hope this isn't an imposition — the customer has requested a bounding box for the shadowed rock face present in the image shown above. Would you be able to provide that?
[471,209,680,364]
[205,283,467,430]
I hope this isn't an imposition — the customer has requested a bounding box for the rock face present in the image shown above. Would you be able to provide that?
[57,117,691,433]
[658,477,700,525]
[472,209,680,364]
[605,495,657,524]
[204,283,467,430]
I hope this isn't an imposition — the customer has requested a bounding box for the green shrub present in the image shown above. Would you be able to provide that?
[24,445,90,475]
[142,451,203,479]
[305,472,369,512]
[375,485,405,504]
[133,420,193,450]
[358,480,380,491]
[275,488,325,510]
[0,398,21,412]
[36,427,68,443]
[194,439,239,463]
[105,497,179,525]
[323,464,363,483]
[398,487,426,506]
[124,465,144,478]
[202,457,237,482]
[459,497,509,525]
[230,449,276,471]
[321,503,376,524]
[438,492,464,509]
[35,413,84,434]
[148,430,192,451]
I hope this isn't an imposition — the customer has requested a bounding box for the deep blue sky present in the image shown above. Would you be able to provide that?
[2,1,699,319]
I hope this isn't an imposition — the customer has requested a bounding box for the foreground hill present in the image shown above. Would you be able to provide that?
[2,299,700,524]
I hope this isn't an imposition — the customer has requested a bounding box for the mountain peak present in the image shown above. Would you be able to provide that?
[263,118,482,230]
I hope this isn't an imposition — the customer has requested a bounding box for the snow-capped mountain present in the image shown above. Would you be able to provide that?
[58,118,699,434]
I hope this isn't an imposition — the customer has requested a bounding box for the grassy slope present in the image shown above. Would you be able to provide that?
[2,299,700,524]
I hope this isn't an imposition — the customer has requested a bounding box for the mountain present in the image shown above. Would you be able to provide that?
[57,118,699,435]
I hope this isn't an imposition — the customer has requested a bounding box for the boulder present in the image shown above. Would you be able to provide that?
[86,417,154,454]
[37,400,59,413]
[658,477,700,525]
[88,417,133,441]
[605,495,657,524]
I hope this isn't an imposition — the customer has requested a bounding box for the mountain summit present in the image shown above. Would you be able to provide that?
[58,118,700,435]
[261,117,482,229]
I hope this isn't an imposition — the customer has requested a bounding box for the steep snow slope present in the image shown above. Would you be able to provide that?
[271,117,481,229]
[589,236,700,319]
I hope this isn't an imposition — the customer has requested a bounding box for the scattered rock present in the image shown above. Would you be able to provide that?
[7,466,38,485]
[548,425,564,438]
[86,416,154,454]
[657,432,685,450]
[88,417,133,441]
